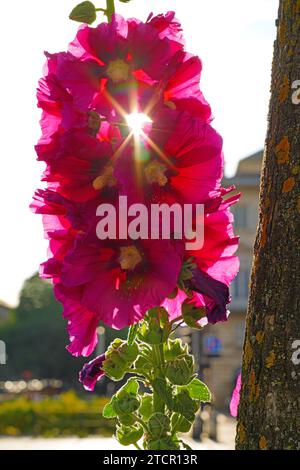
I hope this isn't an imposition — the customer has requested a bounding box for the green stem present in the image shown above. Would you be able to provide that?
[134,415,149,432]
[152,344,165,413]
[106,0,115,22]
[171,413,181,435]
[158,343,165,370]
[170,315,183,326]
[134,442,142,450]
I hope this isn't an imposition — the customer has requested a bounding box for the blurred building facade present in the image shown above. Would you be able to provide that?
[183,150,263,410]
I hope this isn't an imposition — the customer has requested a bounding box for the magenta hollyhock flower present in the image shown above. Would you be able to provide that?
[37,13,208,124]
[146,12,184,50]
[59,236,185,328]
[140,50,212,122]
[230,373,241,417]
[30,187,103,228]
[70,13,183,80]
[42,129,116,202]
[163,193,240,324]
[36,52,89,142]
[79,353,106,391]
[114,108,223,206]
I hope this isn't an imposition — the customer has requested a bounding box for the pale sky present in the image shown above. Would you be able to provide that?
[0,0,278,306]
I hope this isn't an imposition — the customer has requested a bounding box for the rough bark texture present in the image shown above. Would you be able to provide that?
[236,0,300,450]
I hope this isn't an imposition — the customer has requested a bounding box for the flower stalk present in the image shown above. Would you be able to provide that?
[36,3,240,451]
[105,0,115,21]
[152,344,165,414]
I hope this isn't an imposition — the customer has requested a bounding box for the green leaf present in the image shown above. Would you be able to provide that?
[119,377,139,395]
[127,323,139,345]
[148,413,170,438]
[152,378,173,410]
[164,339,188,362]
[146,436,180,450]
[171,413,192,433]
[102,397,117,418]
[139,394,153,421]
[173,389,199,422]
[69,1,97,24]
[185,378,211,402]
[134,355,152,370]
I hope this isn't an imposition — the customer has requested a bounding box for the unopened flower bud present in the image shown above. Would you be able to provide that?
[79,353,105,391]
[138,308,170,344]
[102,350,127,380]
[182,300,206,329]
[109,338,138,364]
[118,414,136,426]
[116,424,143,446]
[165,355,194,385]
[114,390,140,415]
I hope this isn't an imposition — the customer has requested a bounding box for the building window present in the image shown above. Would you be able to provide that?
[233,206,248,229]
[231,268,250,299]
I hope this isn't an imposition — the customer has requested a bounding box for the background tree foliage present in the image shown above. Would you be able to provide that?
[0,274,127,390]
[0,274,86,387]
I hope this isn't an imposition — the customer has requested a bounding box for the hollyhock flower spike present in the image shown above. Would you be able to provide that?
[32,1,240,450]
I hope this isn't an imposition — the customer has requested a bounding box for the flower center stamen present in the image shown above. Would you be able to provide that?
[87,110,101,136]
[144,160,168,186]
[119,246,143,271]
[107,59,130,83]
[92,164,116,190]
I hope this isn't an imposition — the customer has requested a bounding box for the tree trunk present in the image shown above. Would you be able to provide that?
[236,0,300,450]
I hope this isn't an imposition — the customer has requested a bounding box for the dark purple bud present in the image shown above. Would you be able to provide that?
[186,268,230,324]
[79,353,106,391]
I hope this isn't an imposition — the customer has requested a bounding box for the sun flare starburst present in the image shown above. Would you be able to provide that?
[125,112,152,137]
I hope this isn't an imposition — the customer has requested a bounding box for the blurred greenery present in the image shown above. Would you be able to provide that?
[0,274,86,387]
[0,391,115,437]
[0,274,127,390]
